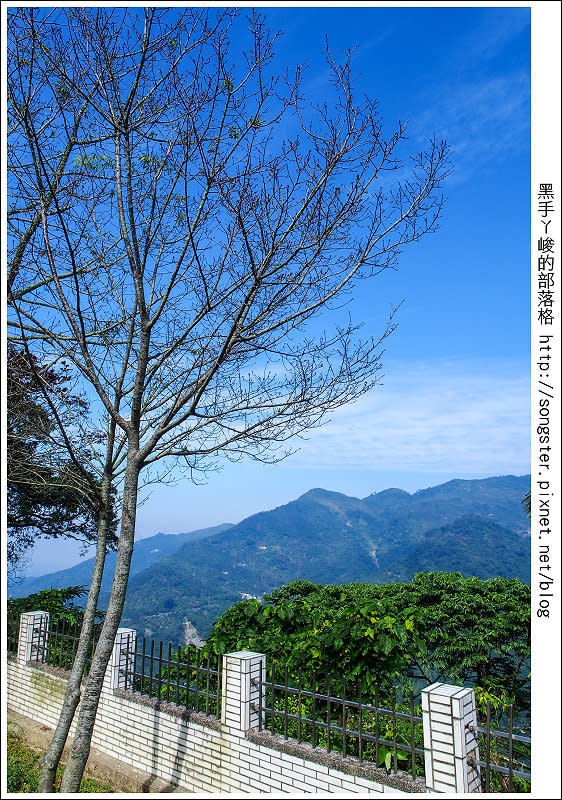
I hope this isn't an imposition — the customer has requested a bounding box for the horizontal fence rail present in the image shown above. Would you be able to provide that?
[125,638,222,719]
[253,662,425,781]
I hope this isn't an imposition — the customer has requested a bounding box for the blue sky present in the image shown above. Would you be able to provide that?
[22,5,531,575]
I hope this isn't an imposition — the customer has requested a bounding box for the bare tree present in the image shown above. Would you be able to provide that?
[8,9,132,788]
[7,6,451,791]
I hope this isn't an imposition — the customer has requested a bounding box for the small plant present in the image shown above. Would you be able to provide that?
[7,731,113,793]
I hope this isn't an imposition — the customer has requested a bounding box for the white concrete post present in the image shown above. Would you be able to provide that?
[421,682,481,793]
[221,650,266,733]
[18,611,49,665]
[104,627,137,692]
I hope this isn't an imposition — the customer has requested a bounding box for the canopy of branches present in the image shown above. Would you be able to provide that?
[8,7,450,490]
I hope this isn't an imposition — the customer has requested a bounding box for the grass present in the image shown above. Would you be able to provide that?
[7,730,114,793]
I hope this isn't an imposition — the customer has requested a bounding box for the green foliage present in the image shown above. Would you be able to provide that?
[375,573,530,702]
[7,585,95,624]
[209,573,530,709]
[7,730,113,792]
[6,731,40,792]
[73,153,114,173]
[209,580,422,694]
[521,491,531,518]
[139,152,164,171]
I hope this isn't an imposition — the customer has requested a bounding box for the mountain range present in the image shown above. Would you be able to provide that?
[9,475,530,645]
[9,523,232,601]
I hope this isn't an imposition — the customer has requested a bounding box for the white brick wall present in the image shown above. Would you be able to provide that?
[8,620,437,794]
[7,655,406,793]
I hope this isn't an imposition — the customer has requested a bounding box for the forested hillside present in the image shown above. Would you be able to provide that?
[8,524,233,600]
[120,475,530,643]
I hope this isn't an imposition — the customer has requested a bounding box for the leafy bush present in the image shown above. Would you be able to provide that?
[7,585,99,624]
[7,586,105,670]
[208,573,530,709]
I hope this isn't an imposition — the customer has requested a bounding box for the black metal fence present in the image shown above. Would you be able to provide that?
[7,611,531,792]
[473,701,531,792]
[125,638,222,719]
[254,662,425,781]
[40,617,102,675]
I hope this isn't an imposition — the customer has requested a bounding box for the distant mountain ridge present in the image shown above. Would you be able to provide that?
[10,476,530,645]
[119,474,530,643]
[8,523,233,600]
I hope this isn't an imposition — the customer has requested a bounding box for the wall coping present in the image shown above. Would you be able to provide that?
[113,688,222,731]
[246,729,427,793]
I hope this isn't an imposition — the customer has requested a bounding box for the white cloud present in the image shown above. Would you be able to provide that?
[412,71,529,185]
[290,359,530,474]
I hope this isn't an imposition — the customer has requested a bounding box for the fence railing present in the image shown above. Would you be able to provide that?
[42,618,102,675]
[473,701,531,792]
[8,609,532,792]
[124,638,222,718]
[253,661,424,781]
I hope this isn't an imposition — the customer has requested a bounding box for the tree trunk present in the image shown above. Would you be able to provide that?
[37,473,113,792]
[58,453,140,792]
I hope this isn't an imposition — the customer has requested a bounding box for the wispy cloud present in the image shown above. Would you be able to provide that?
[410,12,530,184]
[289,359,530,474]
[412,71,529,185]
[452,11,530,70]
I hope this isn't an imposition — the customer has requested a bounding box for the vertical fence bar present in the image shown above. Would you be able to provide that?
[133,636,138,692]
[157,640,163,698]
[175,645,181,706]
[374,683,380,767]
[185,646,191,710]
[312,669,318,748]
[195,647,201,712]
[342,678,347,758]
[60,619,65,665]
[205,650,211,715]
[410,689,416,779]
[270,661,276,734]
[149,639,154,696]
[358,678,363,762]
[141,638,146,694]
[217,653,222,715]
[508,704,514,792]
[58,619,65,665]
[283,665,289,739]
[392,688,398,773]
[297,667,303,743]
[326,672,332,753]
[258,659,263,732]
[166,643,171,702]
[62,618,67,664]
[486,699,491,792]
